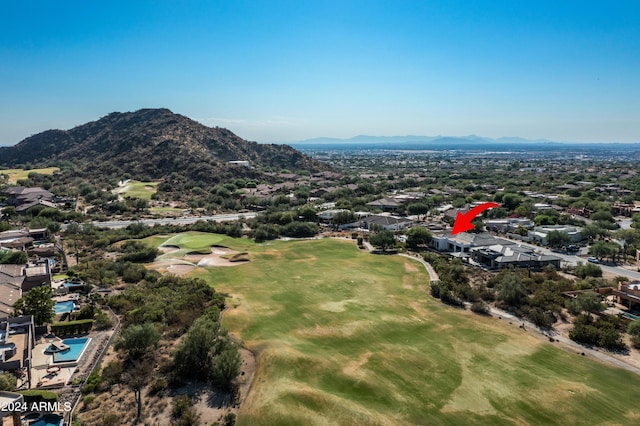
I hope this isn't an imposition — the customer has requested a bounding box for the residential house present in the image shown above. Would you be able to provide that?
[485,218,534,233]
[343,215,413,231]
[0,261,52,317]
[471,244,561,270]
[528,225,582,244]
[366,198,402,211]
[429,232,508,253]
[0,228,49,250]
[317,209,351,221]
[613,281,640,311]
[1,187,56,212]
[0,315,34,372]
[0,265,23,318]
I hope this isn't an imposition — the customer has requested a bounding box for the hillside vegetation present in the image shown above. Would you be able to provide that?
[0,108,328,184]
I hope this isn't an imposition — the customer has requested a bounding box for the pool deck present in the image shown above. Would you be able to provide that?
[30,339,85,389]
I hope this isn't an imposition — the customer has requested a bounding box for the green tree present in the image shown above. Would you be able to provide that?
[501,193,522,210]
[297,206,318,221]
[0,250,28,264]
[616,228,640,258]
[628,320,640,349]
[174,316,221,378]
[13,286,54,325]
[332,211,356,228]
[590,210,614,223]
[211,345,242,391]
[405,227,432,250]
[546,230,571,248]
[575,262,602,279]
[0,372,17,391]
[407,203,430,219]
[497,272,525,307]
[589,241,620,262]
[581,223,609,241]
[574,292,602,317]
[114,323,160,359]
[368,229,396,252]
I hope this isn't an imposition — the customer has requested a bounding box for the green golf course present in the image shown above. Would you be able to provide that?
[148,232,640,425]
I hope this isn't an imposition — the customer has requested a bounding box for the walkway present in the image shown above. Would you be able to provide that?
[398,253,439,282]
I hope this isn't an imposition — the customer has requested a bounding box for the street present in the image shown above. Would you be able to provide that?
[88,213,256,229]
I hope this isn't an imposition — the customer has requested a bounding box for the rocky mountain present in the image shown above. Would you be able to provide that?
[0,108,328,183]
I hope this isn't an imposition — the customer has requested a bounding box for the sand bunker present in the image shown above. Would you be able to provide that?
[159,244,179,254]
[151,245,249,277]
[183,246,248,267]
[166,264,196,276]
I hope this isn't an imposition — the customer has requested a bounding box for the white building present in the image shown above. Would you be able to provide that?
[528,225,582,244]
[343,215,413,231]
[485,218,534,233]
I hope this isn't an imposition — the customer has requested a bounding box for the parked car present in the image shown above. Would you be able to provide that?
[587,257,599,264]
[567,245,579,253]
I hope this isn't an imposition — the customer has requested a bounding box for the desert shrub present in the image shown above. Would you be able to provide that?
[628,320,640,349]
[82,395,95,410]
[101,360,124,387]
[172,395,201,425]
[575,262,602,278]
[223,412,237,426]
[148,377,168,396]
[470,301,490,316]
[94,310,113,330]
[82,370,103,394]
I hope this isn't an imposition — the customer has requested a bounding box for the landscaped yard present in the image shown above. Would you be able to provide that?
[150,233,640,425]
[0,167,59,184]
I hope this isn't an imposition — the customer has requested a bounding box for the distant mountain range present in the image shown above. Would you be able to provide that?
[0,108,328,183]
[293,135,559,145]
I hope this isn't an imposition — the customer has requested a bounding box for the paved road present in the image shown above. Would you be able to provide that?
[87,213,256,229]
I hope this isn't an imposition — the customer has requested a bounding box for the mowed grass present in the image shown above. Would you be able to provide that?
[144,231,255,255]
[0,167,59,184]
[155,234,640,425]
[114,180,158,200]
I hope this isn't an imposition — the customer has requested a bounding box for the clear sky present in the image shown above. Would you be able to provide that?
[1,0,639,145]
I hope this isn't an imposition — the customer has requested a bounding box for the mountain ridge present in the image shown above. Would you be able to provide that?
[0,108,328,184]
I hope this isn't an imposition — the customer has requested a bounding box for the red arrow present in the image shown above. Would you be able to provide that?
[451,202,500,235]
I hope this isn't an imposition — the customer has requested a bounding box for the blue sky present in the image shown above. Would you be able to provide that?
[1,0,639,144]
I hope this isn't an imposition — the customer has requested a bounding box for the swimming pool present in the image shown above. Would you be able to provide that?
[29,414,64,426]
[53,301,75,314]
[62,281,83,288]
[52,337,90,363]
